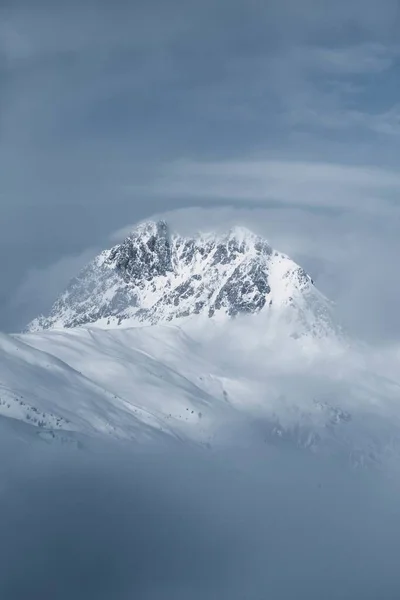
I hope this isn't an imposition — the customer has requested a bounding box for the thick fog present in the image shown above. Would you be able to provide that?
[1,425,400,600]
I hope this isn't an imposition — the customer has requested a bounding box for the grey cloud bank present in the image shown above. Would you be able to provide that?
[1,429,400,600]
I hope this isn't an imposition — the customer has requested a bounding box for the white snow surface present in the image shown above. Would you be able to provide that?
[0,315,397,468]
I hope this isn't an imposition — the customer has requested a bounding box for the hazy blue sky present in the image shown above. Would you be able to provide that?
[1,0,400,335]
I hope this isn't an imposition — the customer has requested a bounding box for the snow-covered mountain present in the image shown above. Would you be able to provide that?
[4,220,400,467]
[27,220,335,337]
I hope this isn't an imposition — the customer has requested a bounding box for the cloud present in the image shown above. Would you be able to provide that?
[0,21,32,63]
[1,423,400,599]
[251,40,400,140]
[140,159,400,212]
[10,248,98,330]
[287,98,400,138]
[309,43,398,74]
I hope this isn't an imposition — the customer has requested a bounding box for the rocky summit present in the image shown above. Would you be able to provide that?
[27,220,333,334]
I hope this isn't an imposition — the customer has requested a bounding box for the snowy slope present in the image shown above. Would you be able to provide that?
[0,331,188,444]
[12,320,400,466]
[27,221,335,338]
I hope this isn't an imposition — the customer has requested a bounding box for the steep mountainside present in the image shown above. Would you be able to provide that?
[27,220,334,336]
[0,331,175,443]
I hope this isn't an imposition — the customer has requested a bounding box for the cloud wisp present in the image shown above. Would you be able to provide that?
[141,159,400,213]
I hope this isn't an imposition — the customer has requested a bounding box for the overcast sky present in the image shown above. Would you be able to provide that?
[1,0,400,337]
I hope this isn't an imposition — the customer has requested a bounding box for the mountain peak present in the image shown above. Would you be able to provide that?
[27,221,334,335]
[126,219,169,239]
[227,224,259,240]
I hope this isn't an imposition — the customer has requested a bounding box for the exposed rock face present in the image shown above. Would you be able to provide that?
[27,220,332,334]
